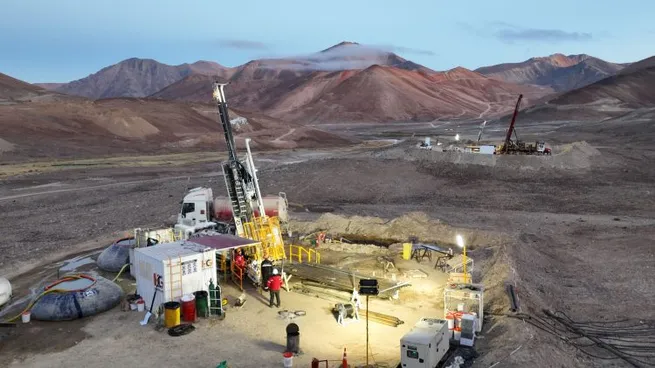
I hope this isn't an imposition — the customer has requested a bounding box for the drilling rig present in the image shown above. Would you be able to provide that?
[496,94,552,155]
[211,82,286,260]
[174,83,287,261]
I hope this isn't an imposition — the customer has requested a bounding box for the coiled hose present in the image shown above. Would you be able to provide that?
[2,273,97,323]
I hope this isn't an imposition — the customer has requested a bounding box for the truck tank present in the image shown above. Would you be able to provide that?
[213,195,288,223]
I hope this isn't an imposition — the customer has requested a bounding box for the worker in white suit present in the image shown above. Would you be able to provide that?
[351,289,361,321]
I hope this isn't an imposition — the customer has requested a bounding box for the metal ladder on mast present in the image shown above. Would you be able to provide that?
[214,82,254,237]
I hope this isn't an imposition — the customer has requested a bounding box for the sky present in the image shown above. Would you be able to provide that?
[1,0,654,83]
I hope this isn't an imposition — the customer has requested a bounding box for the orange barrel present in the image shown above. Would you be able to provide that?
[164,301,181,328]
[181,294,196,323]
[454,327,462,341]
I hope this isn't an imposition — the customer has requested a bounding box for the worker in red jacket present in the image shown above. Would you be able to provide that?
[266,268,283,308]
[234,249,246,271]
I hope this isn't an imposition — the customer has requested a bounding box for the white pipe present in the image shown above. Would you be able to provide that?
[245,138,266,219]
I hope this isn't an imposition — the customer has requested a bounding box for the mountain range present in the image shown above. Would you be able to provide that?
[511,55,655,122]
[36,42,641,124]
[40,59,231,100]
[3,42,654,158]
[474,53,627,92]
[0,71,352,159]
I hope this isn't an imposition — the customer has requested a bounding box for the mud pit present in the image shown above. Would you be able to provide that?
[1,132,654,367]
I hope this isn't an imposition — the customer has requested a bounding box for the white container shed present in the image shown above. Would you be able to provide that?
[133,241,217,311]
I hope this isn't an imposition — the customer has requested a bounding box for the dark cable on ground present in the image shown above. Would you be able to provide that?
[503,309,655,367]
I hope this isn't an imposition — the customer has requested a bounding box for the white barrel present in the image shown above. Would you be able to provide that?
[0,277,12,306]
[283,353,293,367]
[446,312,455,329]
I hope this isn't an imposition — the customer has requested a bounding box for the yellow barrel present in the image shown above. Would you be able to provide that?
[164,301,181,328]
[402,243,412,260]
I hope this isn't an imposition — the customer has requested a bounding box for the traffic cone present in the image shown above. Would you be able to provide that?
[342,347,348,368]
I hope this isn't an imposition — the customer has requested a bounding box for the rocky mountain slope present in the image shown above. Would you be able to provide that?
[51,59,232,99]
[475,54,626,92]
[504,55,655,122]
[0,72,352,160]
[0,72,48,101]
[152,43,552,123]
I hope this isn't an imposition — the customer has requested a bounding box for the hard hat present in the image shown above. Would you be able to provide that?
[273,269,279,275]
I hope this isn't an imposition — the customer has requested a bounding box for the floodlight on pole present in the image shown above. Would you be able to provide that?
[456,234,469,283]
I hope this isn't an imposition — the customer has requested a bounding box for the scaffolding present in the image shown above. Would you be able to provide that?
[241,215,286,261]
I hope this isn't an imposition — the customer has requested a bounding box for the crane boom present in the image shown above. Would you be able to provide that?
[502,94,523,153]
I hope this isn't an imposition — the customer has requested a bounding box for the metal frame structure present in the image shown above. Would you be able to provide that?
[443,283,484,333]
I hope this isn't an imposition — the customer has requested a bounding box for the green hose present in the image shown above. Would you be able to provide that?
[112,263,131,282]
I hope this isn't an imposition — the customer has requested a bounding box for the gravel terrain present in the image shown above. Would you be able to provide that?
[1,122,654,367]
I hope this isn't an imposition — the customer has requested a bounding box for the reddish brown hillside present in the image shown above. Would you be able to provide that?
[151,62,551,123]
[0,72,352,159]
[0,72,46,100]
[277,65,551,123]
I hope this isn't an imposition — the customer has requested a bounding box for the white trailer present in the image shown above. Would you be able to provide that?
[133,241,217,311]
[400,318,450,368]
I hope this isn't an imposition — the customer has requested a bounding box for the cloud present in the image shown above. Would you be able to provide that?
[369,44,436,56]
[257,43,408,71]
[459,21,594,43]
[496,28,592,42]
[217,39,269,50]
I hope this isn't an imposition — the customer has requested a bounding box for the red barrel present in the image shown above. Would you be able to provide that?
[181,294,196,323]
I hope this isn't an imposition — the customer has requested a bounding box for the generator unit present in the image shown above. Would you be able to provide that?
[133,241,217,311]
[400,318,450,368]
[459,313,477,347]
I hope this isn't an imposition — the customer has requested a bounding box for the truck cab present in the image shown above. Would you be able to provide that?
[536,141,552,155]
[174,187,218,238]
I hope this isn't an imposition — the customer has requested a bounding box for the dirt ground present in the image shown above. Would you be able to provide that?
[1,121,654,367]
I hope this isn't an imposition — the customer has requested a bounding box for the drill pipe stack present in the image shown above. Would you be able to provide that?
[362,309,405,327]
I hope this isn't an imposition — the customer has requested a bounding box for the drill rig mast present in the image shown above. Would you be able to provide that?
[501,94,523,154]
[211,83,286,265]
[496,94,551,155]
[212,82,258,237]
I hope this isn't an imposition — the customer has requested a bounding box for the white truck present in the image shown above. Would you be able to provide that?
[174,187,288,238]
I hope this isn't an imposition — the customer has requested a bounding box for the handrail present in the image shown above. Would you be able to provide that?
[231,262,244,291]
[287,244,321,264]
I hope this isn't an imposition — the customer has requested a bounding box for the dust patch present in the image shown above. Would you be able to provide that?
[290,212,507,247]
[94,111,160,138]
[0,137,15,152]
